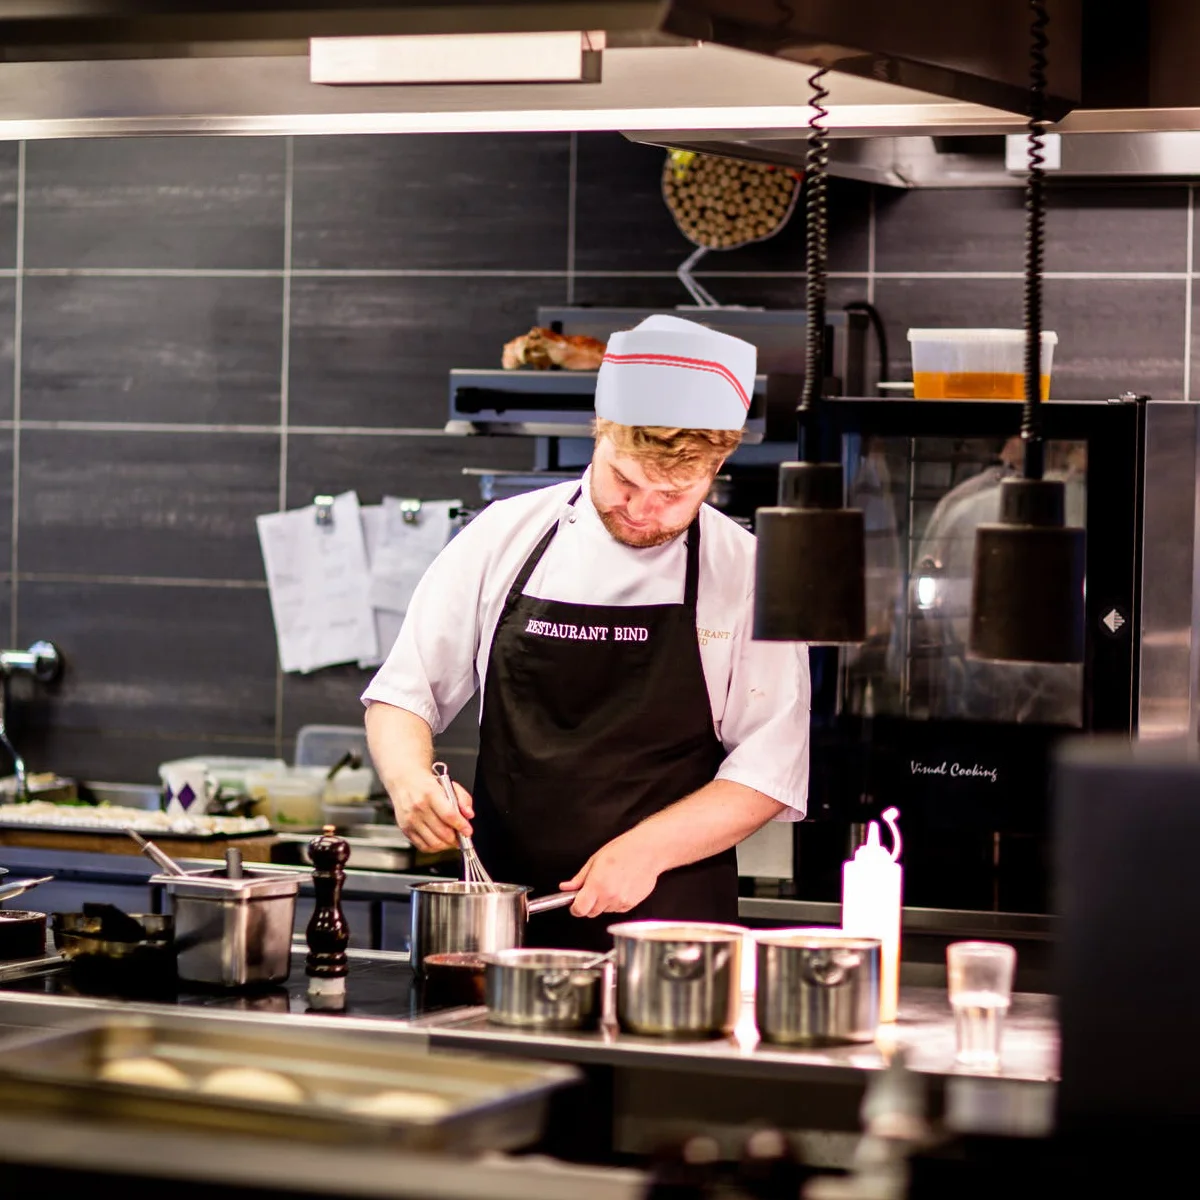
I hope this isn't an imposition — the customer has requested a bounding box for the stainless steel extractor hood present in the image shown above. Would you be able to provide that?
[0,0,1198,156]
[626,130,1200,188]
[0,0,1082,125]
[0,0,1079,140]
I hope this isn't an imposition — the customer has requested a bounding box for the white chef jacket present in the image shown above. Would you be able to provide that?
[362,469,811,818]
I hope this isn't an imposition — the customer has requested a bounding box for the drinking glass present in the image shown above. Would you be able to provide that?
[946,941,1016,1070]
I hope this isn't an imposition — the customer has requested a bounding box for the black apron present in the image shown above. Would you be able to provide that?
[472,487,738,951]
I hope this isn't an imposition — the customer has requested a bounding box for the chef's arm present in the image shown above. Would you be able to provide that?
[364,702,472,853]
[561,780,784,918]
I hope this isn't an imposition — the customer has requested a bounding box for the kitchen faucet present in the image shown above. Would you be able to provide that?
[0,641,62,801]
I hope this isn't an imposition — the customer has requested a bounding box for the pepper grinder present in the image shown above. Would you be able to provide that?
[306,824,350,1009]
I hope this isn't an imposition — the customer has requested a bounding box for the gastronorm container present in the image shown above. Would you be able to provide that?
[756,929,881,1045]
[152,867,298,987]
[609,920,745,1038]
[483,949,605,1031]
[0,1014,579,1153]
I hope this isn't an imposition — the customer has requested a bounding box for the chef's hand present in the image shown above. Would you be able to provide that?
[560,830,661,917]
[391,771,473,854]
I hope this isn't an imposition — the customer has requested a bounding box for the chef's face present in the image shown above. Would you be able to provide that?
[590,437,718,548]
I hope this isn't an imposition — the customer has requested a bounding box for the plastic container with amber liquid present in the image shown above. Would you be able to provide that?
[908,328,1057,400]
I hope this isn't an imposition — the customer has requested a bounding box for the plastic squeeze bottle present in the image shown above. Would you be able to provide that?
[842,807,903,1023]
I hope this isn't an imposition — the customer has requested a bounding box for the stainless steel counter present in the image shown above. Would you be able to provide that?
[414,986,1057,1086]
[0,947,1057,1166]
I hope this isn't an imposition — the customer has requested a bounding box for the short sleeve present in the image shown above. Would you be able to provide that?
[713,592,811,820]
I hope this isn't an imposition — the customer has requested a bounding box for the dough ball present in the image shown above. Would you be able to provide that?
[99,1056,190,1090]
[199,1066,305,1105]
[348,1089,452,1121]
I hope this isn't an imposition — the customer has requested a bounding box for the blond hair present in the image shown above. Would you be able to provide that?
[593,417,741,481]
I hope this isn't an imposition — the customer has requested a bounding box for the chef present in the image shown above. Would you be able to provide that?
[363,315,811,950]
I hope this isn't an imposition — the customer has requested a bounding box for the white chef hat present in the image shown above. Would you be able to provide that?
[594,314,756,431]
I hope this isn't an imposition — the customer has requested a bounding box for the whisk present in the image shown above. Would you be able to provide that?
[432,761,498,889]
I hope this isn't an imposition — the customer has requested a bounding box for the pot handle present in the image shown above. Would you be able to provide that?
[538,969,575,1003]
[802,949,861,988]
[660,944,723,982]
[528,891,576,916]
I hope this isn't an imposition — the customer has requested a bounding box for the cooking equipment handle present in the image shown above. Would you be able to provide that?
[527,891,576,916]
[538,969,576,1004]
[538,950,611,1002]
[661,944,726,982]
[433,761,475,854]
[802,949,861,988]
[126,829,187,877]
[0,874,53,904]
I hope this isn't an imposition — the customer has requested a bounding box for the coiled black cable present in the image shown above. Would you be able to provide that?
[1022,0,1049,481]
[799,66,829,461]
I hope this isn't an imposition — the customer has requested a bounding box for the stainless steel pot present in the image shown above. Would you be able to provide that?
[483,949,606,1030]
[610,920,745,1038]
[756,929,882,1046]
[152,868,299,988]
[409,882,574,976]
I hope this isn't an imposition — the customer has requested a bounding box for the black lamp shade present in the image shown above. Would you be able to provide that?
[753,462,867,644]
[968,478,1086,664]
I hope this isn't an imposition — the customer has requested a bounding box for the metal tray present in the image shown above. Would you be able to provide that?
[0,1014,578,1153]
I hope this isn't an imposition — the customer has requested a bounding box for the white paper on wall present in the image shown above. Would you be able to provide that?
[366,497,458,617]
[357,504,407,670]
[256,491,378,673]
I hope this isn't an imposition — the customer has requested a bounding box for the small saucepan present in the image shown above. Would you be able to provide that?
[422,951,490,1008]
[0,909,48,961]
[409,881,575,976]
[483,949,608,1031]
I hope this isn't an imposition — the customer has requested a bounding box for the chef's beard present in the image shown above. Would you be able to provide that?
[594,503,696,548]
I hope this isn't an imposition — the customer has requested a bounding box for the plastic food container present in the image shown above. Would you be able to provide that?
[908,329,1057,400]
[246,767,326,830]
[324,767,374,804]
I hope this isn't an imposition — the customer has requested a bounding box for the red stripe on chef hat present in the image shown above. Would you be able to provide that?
[594,315,757,431]
[600,351,751,411]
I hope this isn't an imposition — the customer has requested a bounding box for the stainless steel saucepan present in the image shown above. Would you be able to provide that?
[756,928,881,1046]
[609,920,746,1038]
[409,881,574,976]
[483,948,608,1030]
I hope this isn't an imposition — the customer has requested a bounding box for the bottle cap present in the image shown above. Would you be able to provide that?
[853,808,902,864]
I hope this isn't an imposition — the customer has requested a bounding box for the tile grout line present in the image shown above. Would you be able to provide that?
[278,136,294,514]
[9,141,24,645]
[12,420,501,436]
[275,136,295,761]
[566,131,577,307]
[3,263,1200,280]
[1186,185,1195,402]
[866,185,877,308]
[2,264,1195,281]
[17,572,268,589]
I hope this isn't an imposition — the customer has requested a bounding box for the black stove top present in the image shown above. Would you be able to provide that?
[0,951,447,1022]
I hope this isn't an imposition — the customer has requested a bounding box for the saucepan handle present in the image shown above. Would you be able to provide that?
[538,970,575,1003]
[527,891,576,915]
[802,949,860,989]
[661,944,708,982]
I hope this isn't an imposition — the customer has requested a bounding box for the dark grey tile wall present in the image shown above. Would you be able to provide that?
[288,275,561,429]
[22,275,285,424]
[873,182,1194,401]
[2,132,1192,786]
[23,138,288,271]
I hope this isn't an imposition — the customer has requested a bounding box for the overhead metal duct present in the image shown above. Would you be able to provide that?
[0,0,1200,153]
